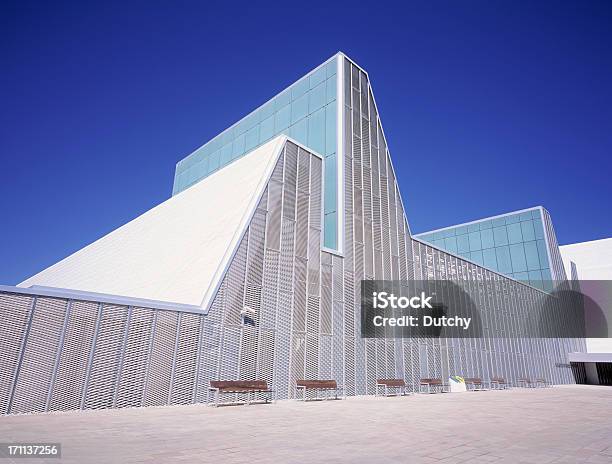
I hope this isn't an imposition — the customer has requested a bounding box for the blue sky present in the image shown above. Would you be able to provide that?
[1,1,611,284]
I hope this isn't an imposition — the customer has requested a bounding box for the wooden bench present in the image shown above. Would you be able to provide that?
[490,377,510,389]
[463,377,488,391]
[207,380,273,406]
[517,377,536,388]
[295,380,342,401]
[376,379,410,396]
[419,378,449,394]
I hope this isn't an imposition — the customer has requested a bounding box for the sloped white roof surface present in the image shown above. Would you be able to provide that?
[19,136,287,309]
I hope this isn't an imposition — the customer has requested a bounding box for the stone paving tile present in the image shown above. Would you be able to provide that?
[0,385,610,463]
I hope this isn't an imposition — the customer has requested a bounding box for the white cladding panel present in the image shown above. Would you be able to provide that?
[19,136,287,309]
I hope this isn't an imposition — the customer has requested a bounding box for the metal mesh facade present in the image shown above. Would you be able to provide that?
[0,60,585,414]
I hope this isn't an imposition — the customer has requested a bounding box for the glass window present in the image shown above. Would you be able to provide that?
[528,270,543,289]
[275,89,291,110]
[536,239,549,267]
[480,229,494,249]
[291,94,308,124]
[259,115,274,143]
[492,217,505,227]
[507,222,523,244]
[468,223,480,233]
[220,143,233,165]
[455,225,469,235]
[444,236,458,254]
[209,150,220,172]
[291,77,309,101]
[308,83,326,114]
[326,58,337,78]
[326,77,337,104]
[325,104,336,156]
[275,104,290,131]
[533,217,545,239]
[493,226,508,246]
[509,243,527,272]
[505,213,520,224]
[324,213,337,249]
[457,234,470,253]
[289,118,308,146]
[479,219,493,230]
[496,246,512,274]
[307,108,325,154]
[521,220,535,241]
[519,211,533,221]
[470,250,484,266]
[513,271,529,282]
[483,248,497,269]
[245,126,259,152]
[469,231,482,251]
[324,155,337,214]
[309,66,326,89]
[232,133,245,159]
[524,241,540,271]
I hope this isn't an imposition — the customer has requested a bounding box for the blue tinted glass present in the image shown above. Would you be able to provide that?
[209,150,220,172]
[309,83,326,114]
[325,104,336,156]
[309,66,326,89]
[505,213,520,224]
[275,105,290,131]
[457,235,470,253]
[291,77,309,101]
[533,217,545,239]
[492,217,505,227]
[326,77,337,104]
[514,272,529,282]
[509,243,527,272]
[326,58,337,77]
[232,133,245,159]
[519,211,533,221]
[479,220,493,230]
[521,220,535,241]
[528,270,543,289]
[307,108,325,154]
[220,143,232,165]
[468,223,480,233]
[445,236,458,253]
[259,115,274,143]
[481,229,494,249]
[507,223,523,244]
[324,155,337,214]
[245,126,259,152]
[493,226,508,246]
[289,118,308,146]
[483,248,497,269]
[536,240,549,267]
[469,231,482,251]
[275,89,291,110]
[496,246,512,274]
[324,213,337,249]
[455,225,469,235]
[524,241,540,271]
[291,94,308,124]
[470,250,484,265]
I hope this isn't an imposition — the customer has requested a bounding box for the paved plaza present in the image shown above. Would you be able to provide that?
[1,385,611,463]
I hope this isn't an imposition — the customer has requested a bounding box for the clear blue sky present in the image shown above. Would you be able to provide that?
[1,1,611,285]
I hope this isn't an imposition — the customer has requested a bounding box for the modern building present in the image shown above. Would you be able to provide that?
[414,207,566,291]
[561,238,612,385]
[0,53,586,415]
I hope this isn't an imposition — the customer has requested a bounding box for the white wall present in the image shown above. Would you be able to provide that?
[560,237,612,353]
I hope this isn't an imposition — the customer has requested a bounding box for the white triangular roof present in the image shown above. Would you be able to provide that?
[19,136,287,310]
